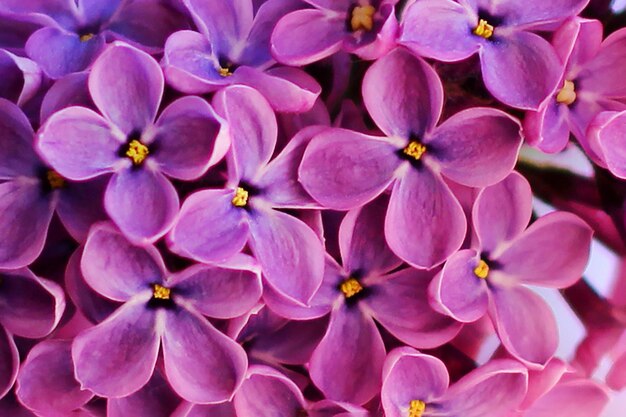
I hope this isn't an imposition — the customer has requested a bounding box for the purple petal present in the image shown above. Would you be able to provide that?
[0,327,18,399]
[104,168,179,244]
[171,262,262,319]
[168,189,249,263]
[270,9,345,66]
[385,168,466,269]
[162,307,247,404]
[72,300,160,398]
[590,110,626,178]
[366,268,462,348]
[37,106,120,180]
[16,340,93,415]
[299,129,400,210]
[172,402,236,417]
[0,181,54,269]
[399,0,479,62]
[26,27,105,79]
[524,379,610,417]
[431,107,522,187]
[579,29,626,99]
[524,101,571,154]
[482,0,588,28]
[88,42,163,134]
[381,347,449,417]
[153,96,226,180]
[213,85,277,181]
[480,31,561,110]
[489,285,558,368]
[57,176,108,242]
[40,72,92,123]
[473,171,532,254]
[81,222,167,301]
[77,0,121,25]
[429,249,489,323]
[0,50,42,106]
[496,212,593,288]
[363,48,443,138]
[0,98,39,180]
[107,371,180,417]
[310,305,385,404]
[248,208,324,304]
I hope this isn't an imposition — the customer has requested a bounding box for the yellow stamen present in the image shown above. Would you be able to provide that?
[125,139,149,165]
[340,278,363,298]
[403,141,427,161]
[219,66,233,77]
[232,187,249,208]
[473,19,494,39]
[351,5,376,32]
[556,80,576,105]
[408,400,426,417]
[46,170,65,189]
[474,259,490,279]
[79,33,94,42]
[152,284,171,300]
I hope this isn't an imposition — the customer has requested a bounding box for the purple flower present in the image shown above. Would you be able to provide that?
[430,172,593,367]
[163,0,321,113]
[270,0,399,65]
[382,347,528,417]
[107,370,180,417]
[169,86,325,305]
[0,50,41,106]
[586,108,626,179]
[299,48,522,268]
[525,18,626,157]
[72,222,262,403]
[37,42,229,244]
[0,0,186,78]
[398,0,588,109]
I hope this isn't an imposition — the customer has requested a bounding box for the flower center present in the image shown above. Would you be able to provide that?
[46,170,65,189]
[556,80,576,105]
[474,259,490,279]
[152,284,171,300]
[79,33,94,42]
[340,277,363,298]
[351,4,376,32]
[403,141,427,161]
[232,187,249,208]
[473,19,494,39]
[408,400,426,417]
[219,66,233,77]
[125,139,149,165]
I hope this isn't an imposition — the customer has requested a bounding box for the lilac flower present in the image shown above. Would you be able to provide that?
[0,98,106,268]
[525,19,626,157]
[163,0,321,113]
[107,370,181,417]
[265,195,461,404]
[271,0,399,65]
[169,86,325,305]
[398,0,588,109]
[0,0,186,78]
[0,268,65,398]
[72,222,262,403]
[382,347,528,417]
[429,172,593,367]
[37,42,229,244]
[586,109,626,179]
[0,49,41,106]
[299,48,522,268]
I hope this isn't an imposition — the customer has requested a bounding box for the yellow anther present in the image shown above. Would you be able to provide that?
[219,66,233,77]
[46,170,65,189]
[556,80,577,105]
[408,400,426,417]
[232,187,249,208]
[473,19,494,39]
[340,278,363,298]
[152,284,171,300]
[79,33,94,42]
[403,141,427,161]
[351,5,376,32]
[125,139,149,165]
[474,259,490,279]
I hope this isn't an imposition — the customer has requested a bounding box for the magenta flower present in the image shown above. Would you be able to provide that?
[587,109,626,180]
[382,347,528,417]
[430,172,593,367]
[169,86,325,305]
[398,0,588,109]
[71,222,262,403]
[37,42,229,244]
[0,49,41,106]
[525,18,626,157]
[163,0,321,113]
[299,48,522,268]
[271,0,399,65]
[0,0,186,78]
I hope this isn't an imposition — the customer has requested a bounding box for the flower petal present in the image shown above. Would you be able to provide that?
[481,0,588,28]
[0,98,38,180]
[0,327,18,399]
[0,50,42,106]
[523,379,610,417]
[162,307,247,404]
[56,176,108,242]
[107,370,180,417]
[590,110,626,178]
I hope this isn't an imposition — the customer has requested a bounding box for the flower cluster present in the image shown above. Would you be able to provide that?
[0,0,624,416]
